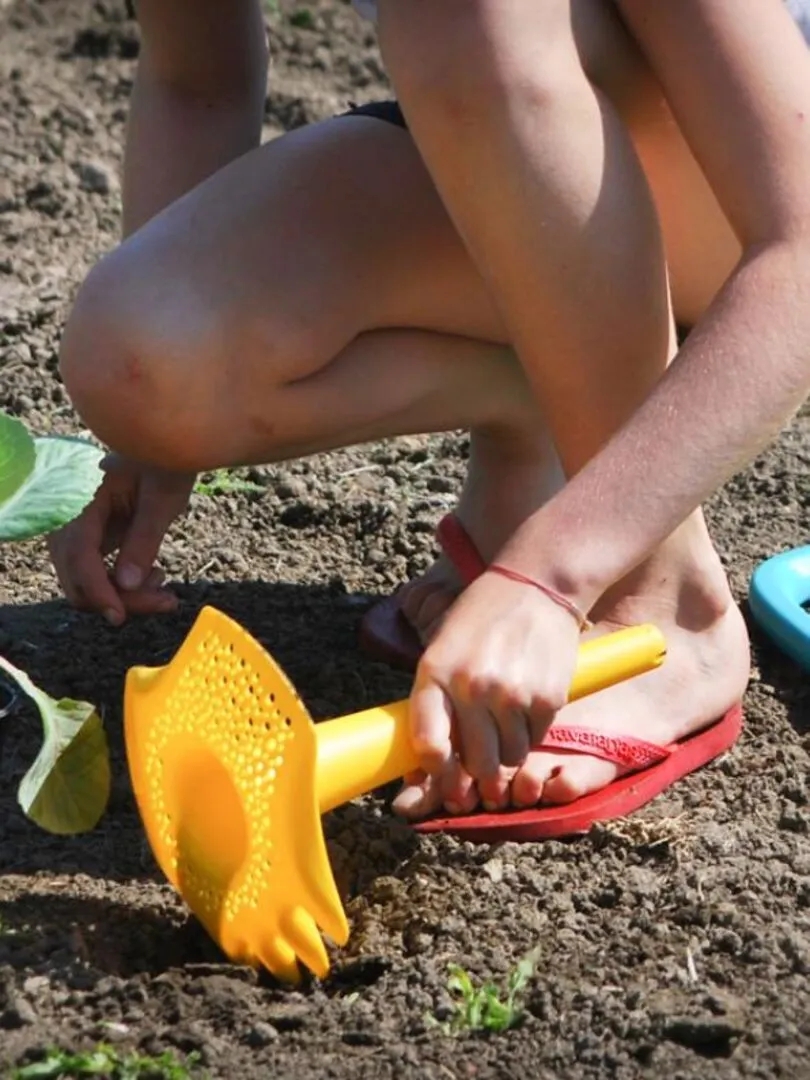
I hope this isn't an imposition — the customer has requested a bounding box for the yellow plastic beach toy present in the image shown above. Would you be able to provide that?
[124,606,665,983]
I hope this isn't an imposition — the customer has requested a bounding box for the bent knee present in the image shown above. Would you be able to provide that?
[60,246,335,471]
[378,0,650,120]
[60,251,200,469]
[380,0,591,106]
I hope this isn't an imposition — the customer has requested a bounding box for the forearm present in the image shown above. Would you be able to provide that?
[122,47,267,235]
[503,240,810,603]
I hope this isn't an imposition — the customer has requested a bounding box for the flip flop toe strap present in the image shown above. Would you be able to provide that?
[541,725,672,769]
[436,514,486,586]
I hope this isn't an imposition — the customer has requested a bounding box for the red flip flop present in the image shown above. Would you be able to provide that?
[360,514,744,840]
[412,702,743,842]
[359,514,486,670]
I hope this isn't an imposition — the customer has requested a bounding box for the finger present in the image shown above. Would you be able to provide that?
[98,455,142,556]
[493,706,532,768]
[400,580,448,626]
[121,587,179,616]
[143,567,166,590]
[100,512,129,559]
[114,488,181,592]
[72,567,125,625]
[527,698,562,750]
[117,568,178,616]
[48,510,126,625]
[521,671,571,748]
[453,695,501,782]
[99,455,138,514]
[409,679,455,774]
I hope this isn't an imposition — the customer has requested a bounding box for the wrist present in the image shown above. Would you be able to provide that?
[494,508,626,616]
[487,563,594,630]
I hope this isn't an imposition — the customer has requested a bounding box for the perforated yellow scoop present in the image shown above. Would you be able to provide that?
[124,606,665,983]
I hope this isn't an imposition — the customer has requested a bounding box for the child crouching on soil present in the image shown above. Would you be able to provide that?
[49,0,810,827]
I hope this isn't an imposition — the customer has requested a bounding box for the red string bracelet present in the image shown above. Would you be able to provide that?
[488,564,593,631]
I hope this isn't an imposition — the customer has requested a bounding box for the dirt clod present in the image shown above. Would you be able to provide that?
[1,1,809,1078]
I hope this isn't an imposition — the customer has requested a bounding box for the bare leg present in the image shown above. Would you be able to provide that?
[375,0,750,815]
[60,114,564,613]
[60,56,749,816]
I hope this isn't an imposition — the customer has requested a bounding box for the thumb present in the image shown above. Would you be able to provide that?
[408,678,455,775]
[114,485,182,591]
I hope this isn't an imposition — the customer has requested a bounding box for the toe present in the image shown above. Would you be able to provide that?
[419,598,455,646]
[402,584,455,644]
[392,770,444,820]
[478,767,514,812]
[540,755,619,804]
[440,760,479,816]
[393,761,482,820]
[510,752,558,807]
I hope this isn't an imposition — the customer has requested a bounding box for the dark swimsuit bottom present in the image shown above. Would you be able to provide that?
[342,100,407,128]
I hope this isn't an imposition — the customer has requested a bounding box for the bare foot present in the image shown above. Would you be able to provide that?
[394,516,751,818]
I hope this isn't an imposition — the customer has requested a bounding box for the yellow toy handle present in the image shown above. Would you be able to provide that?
[316,623,666,814]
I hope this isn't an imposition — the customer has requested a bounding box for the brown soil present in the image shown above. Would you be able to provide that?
[1,2,809,1078]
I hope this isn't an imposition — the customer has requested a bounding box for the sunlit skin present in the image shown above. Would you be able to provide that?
[52,1,810,817]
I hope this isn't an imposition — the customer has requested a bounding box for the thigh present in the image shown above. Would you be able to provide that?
[96,12,739,381]
[111,114,508,383]
[369,0,738,330]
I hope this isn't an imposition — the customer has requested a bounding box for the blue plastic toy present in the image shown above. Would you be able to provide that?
[749,545,810,672]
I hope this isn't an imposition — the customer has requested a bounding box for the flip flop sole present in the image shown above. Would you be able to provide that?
[411,703,743,842]
[360,518,743,842]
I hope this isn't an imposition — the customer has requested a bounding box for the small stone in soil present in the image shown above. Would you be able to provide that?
[779,803,809,833]
[0,997,37,1028]
[246,1021,279,1047]
[74,159,118,195]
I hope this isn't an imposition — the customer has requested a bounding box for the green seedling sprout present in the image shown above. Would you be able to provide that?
[13,1044,201,1079]
[289,7,316,29]
[0,410,110,835]
[434,947,540,1035]
[193,468,263,497]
